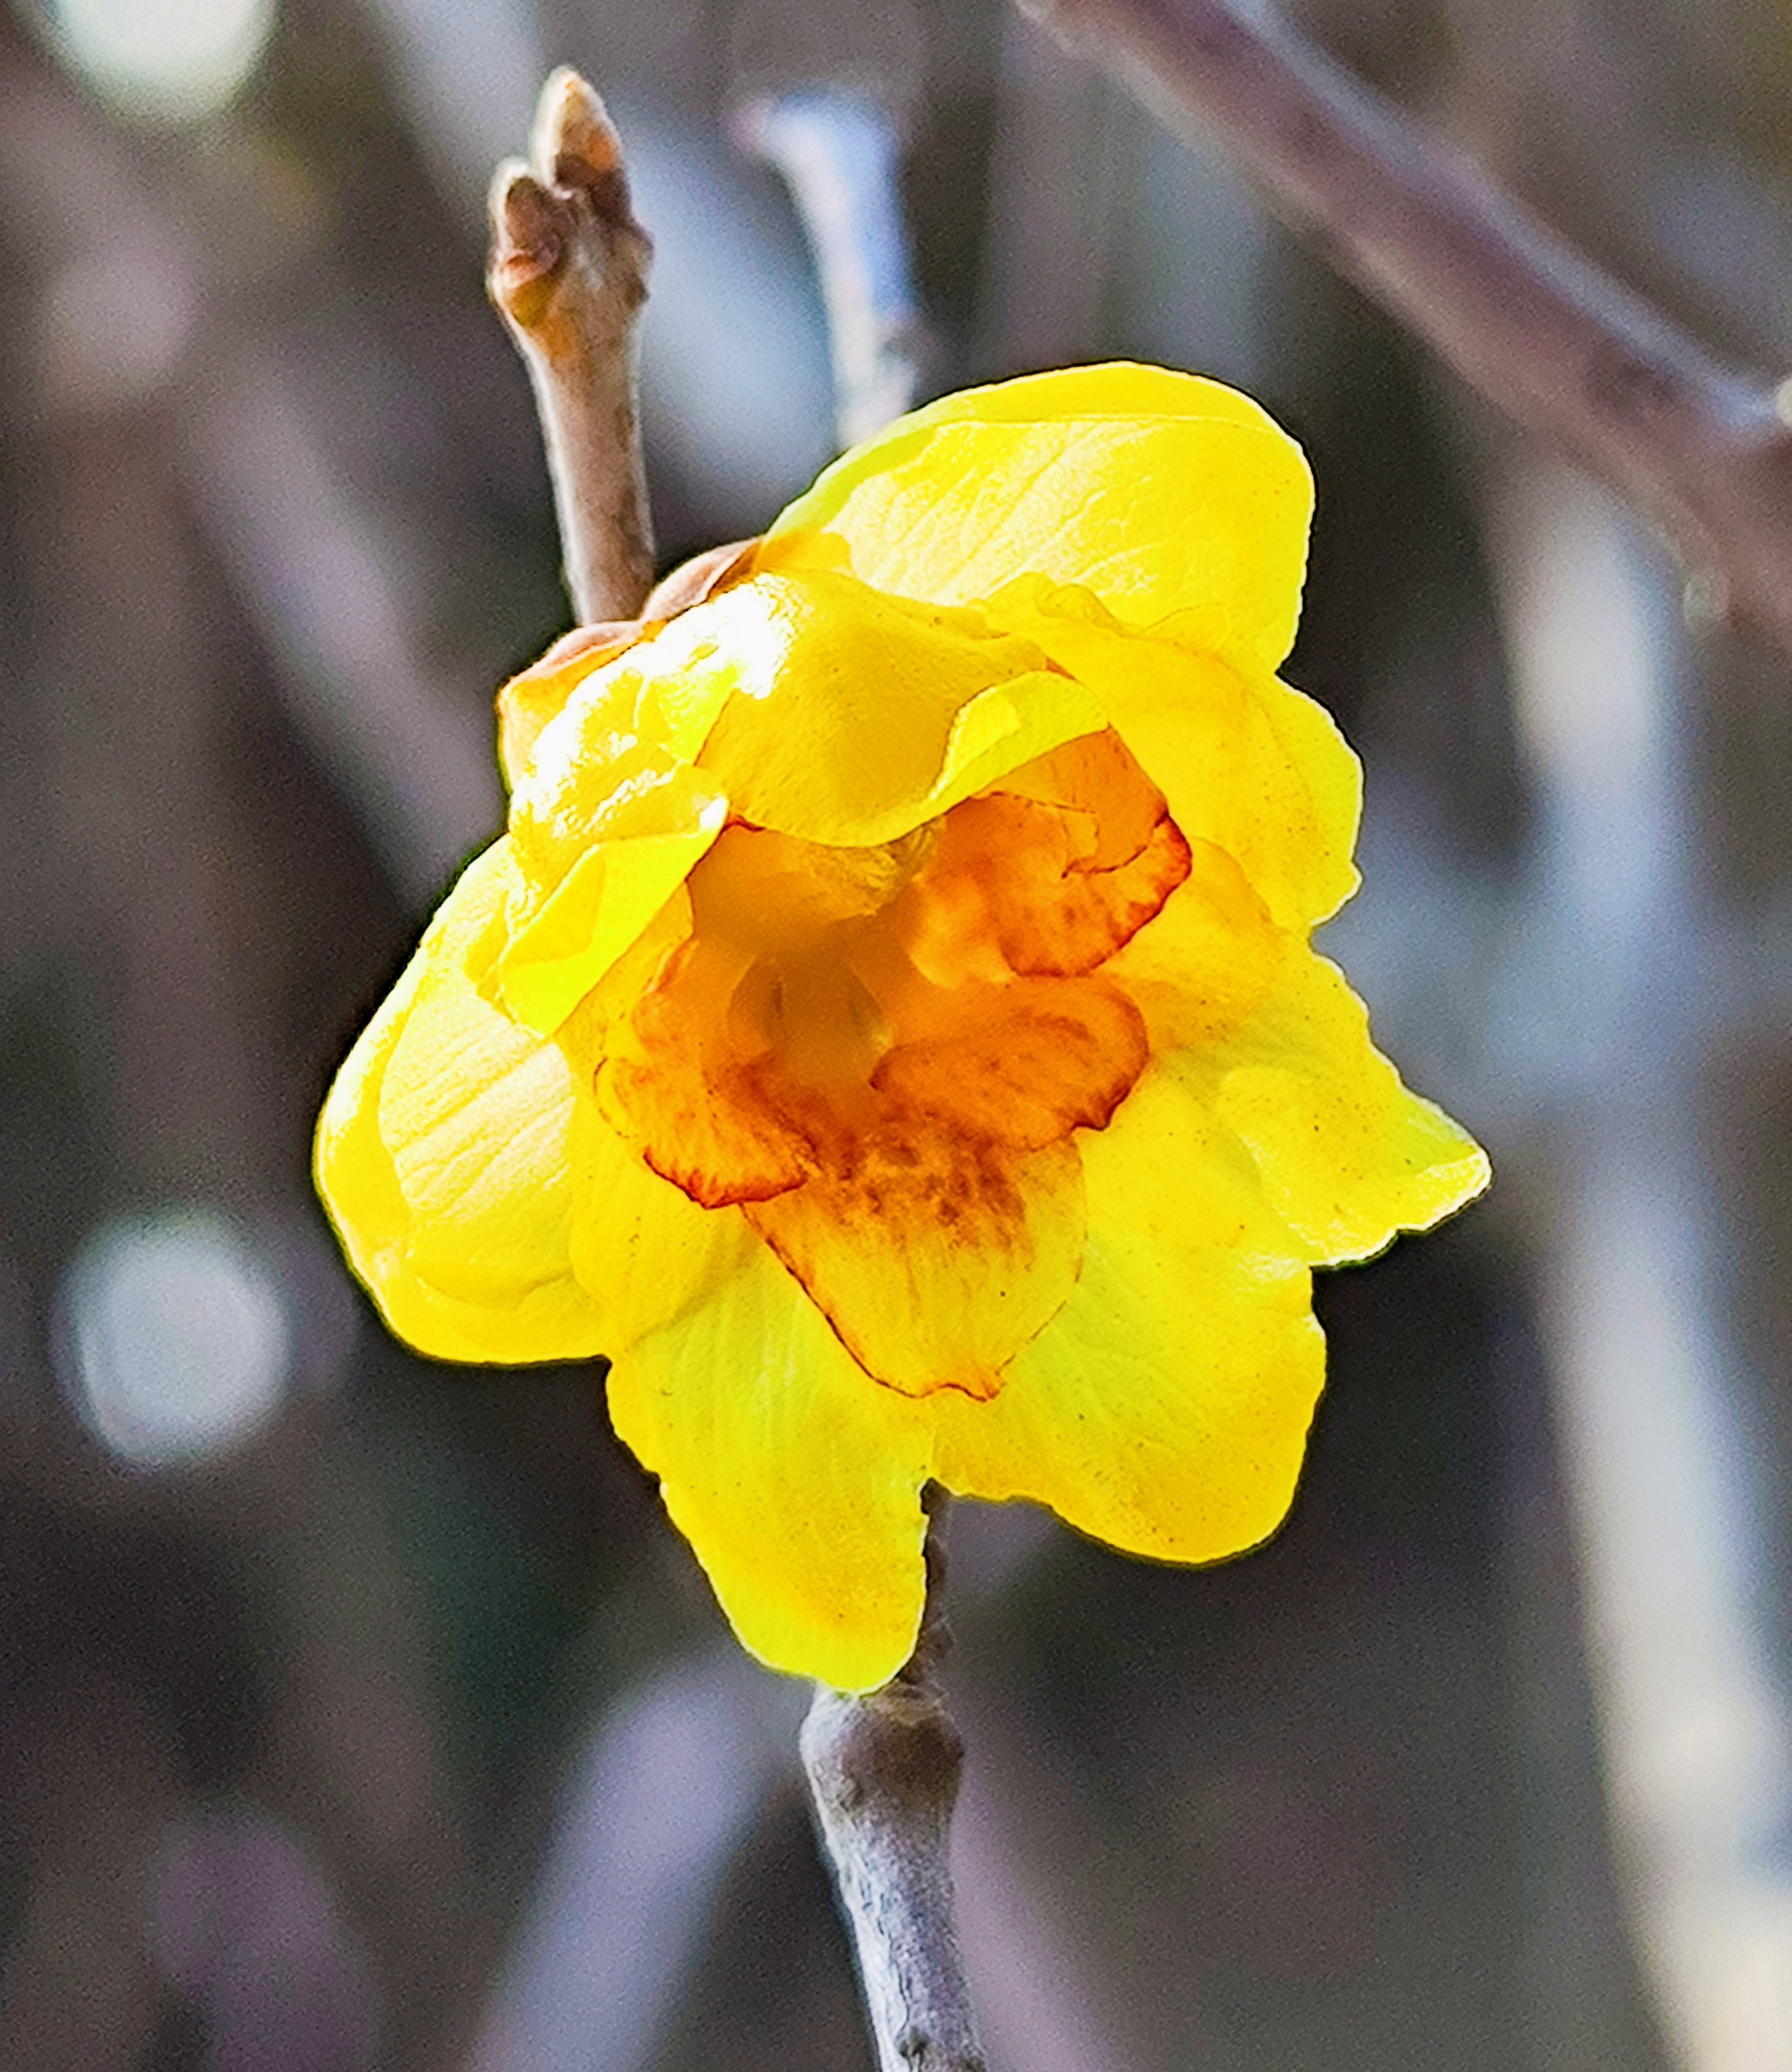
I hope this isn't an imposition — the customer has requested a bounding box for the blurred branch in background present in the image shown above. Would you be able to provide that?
[1019,0,1792,665]
[0,63,499,909]
[736,89,924,447]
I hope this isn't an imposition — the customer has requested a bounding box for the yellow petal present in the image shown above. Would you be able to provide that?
[1102,838,1285,1053]
[932,1059,1323,1560]
[991,597,1361,931]
[744,1137,1088,1401]
[315,844,607,1362]
[764,367,1312,675]
[605,1229,935,1691]
[1200,949,1492,1264]
[684,571,1106,847]
[495,623,647,790]
[867,362,1293,439]
[499,639,731,1033]
[494,803,726,1036]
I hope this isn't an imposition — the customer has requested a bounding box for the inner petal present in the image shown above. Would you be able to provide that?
[892,730,1191,983]
[744,1134,1086,1399]
[869,973,1148,1150]
[600,937,821,1208]
[597,729,1182,1380]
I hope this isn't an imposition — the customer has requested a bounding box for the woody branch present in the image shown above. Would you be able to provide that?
[488,69,654,624]
[801,1502,984,2072]
[1019,0,1792,662]
[486,69,983,2072]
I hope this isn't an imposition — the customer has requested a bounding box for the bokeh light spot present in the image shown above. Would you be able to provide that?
[55,1207,292,1468]
[45,0,276,123]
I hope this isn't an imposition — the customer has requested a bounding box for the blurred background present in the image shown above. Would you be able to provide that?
[7,0,1792,2065]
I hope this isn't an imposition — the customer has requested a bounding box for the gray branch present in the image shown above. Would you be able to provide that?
[801,1505,986,2072]
[1018,0,1792,662]
[488,70,654,623]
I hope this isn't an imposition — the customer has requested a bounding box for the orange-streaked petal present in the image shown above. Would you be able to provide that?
[993,597,1362,931]
[1200,950,1492,1264]
[933,1059,1323,1560]
[870,975,1148,1150]
[744,1135,1086,1401]
[606,1231,935,1692]
[1102,838,1285,1053]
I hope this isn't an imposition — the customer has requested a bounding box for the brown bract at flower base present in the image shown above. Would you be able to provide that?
[315,362,1490,1692]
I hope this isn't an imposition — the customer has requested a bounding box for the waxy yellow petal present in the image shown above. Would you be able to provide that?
[606,1232,934,1692]
[933,1061,1322,1559]
[766,366,1312,676]
[1202,951,1491,1264]
[316,844,605,1362]
[992,592,1361,931]
[686,572,1106,847]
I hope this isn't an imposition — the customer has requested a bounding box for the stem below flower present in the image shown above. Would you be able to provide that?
[801,1499,986,2072]
[487,70,655,624]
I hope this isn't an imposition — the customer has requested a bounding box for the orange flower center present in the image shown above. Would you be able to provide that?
[600,726,1191,1394]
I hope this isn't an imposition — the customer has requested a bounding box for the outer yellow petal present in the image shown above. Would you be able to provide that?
[764,370,1312,675]
[769,361,1293,548]
[316,843,607,1362]
[989,593,1361,931]
[605,1228,935,1692]
[495,623,646,790]
[932,1059,1323,1561]
[497,634,736,1033]
[686,572,1106,846]
[1196,950,1492,1265]
[495,804,726,1036]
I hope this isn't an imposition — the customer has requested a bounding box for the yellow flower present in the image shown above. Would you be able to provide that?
[316,363,1490,1692]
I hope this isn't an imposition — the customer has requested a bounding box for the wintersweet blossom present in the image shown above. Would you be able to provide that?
[316,363,1489,1692]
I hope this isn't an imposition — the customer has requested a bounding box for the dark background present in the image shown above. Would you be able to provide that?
[7,0,1792,2064]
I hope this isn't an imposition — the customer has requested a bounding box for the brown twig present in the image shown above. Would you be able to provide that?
[487,70,654,623]
[801,1499,985,2072]
[1019,0,1792,661]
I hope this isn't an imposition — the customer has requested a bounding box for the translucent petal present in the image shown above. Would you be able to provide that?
[745,1135,1088,1400]
[685,573,1106,847]
[764,371,1312,674]
[496,623,645,790]
[1102,838,1284,1053]
[606,1233,935,1691]
[1200,951,1492,1264]
[994,600,1361,931]
[932,1060,1323,1560]
[316,844,606,1362]
[494,802,726,1036]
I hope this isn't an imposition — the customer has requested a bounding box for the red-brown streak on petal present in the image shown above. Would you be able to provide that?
[602,939,818,1207]
[744,1132,1086,1400]
[995,800,1191,977]
[891,728,1193,983]
[871,975,1150,1149]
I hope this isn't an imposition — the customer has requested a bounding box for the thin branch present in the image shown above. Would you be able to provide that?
[488,70,654,623]
[1019,0,1792,661]
[801,1500,985,2072]
[735,87,925,448]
